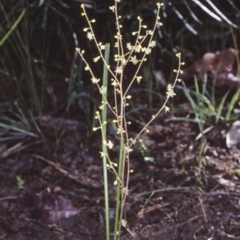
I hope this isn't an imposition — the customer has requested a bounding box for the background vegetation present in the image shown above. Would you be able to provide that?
[1,0,239,118]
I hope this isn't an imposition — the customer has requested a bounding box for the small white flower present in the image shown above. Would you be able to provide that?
[166,84,176,98]
[164,106,170,112]
[109,6,115,12]
[87,32,94,40]
[127,43,132,50]
[93,56,100,62]
[100,86,107,94]
[91,77,100,84]
[85,65,90,71]
[136,76,142,83]
[115,66,123,74]
[149,40,156,48]
[125,146,133,153]
[111,79,119,87]
[130,55,138,65]
[134,44,141,53]
[107,140,114,149]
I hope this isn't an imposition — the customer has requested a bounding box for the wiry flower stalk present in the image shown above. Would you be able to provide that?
[76,1,183,239]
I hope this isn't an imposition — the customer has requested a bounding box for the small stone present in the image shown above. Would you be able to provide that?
[226,121,240,148]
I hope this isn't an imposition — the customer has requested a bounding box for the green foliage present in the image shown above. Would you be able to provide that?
[0,8,26,46]
[169,76,240,140]
[0,0,77,115]
[0,0,238,119]
[0,108,40,142]
[225,88,240,121]
[16,175,25,189]
[0,104,44,158]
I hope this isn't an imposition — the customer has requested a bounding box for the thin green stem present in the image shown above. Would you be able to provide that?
[102,43,110,240]
[0,8,26,46]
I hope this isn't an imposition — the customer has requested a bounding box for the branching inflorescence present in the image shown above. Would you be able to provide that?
[76,1,183,239]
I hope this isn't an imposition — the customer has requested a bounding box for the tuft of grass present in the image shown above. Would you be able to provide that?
[171,76,238,127]
[0,110,40,142]
[0,104,44,158]
[168,74,240,148]
[0,0,78,116]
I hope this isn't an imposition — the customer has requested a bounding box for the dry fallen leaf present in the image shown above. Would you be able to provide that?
[180,48,240,88]
[19,188,80,225]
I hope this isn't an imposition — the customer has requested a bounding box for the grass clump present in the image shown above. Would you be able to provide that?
[0,0,78,116]
[76,1,182,239]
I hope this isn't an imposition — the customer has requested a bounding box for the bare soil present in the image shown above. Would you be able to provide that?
[1,111,240,240]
